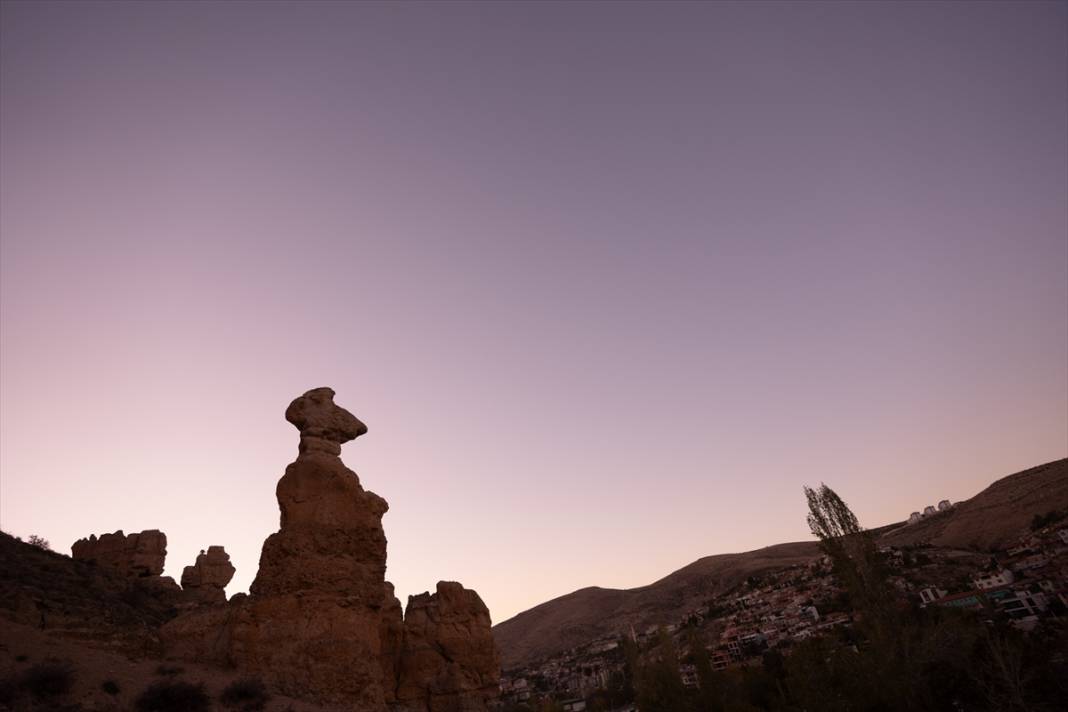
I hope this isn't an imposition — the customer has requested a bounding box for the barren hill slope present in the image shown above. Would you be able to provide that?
[879,458,1068,551]
[493,458,1068,669]
[0,531,176,656]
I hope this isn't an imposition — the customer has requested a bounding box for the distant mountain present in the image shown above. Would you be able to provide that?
[493,458,1068,669]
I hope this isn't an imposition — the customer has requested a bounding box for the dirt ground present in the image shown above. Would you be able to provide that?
[0,618,339,712]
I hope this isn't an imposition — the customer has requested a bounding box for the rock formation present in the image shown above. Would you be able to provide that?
[162,386,501,710]
[71,529,167,578]
[391,582,501,712]
[180,546,235,604]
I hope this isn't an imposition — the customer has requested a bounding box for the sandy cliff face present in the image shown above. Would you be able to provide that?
[161,387,500,711]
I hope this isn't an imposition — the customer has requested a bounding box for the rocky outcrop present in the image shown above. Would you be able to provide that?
[392,582,501,712]
[161,387,499,711]
[71,529,167,578]
[180,546,235,604]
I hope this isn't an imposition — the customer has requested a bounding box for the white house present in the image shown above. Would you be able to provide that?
[973,569,1015,590]
[938,499,952,511]
[908,512,923,524]
[923,505,937,517]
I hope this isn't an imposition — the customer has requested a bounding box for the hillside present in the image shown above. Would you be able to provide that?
[493,541,820,670]
[493,458,1068,669]
[0,531,176,657]
[879,458,1068,551]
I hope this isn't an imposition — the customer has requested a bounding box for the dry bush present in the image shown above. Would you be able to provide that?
[135,679,210,712]
[220,676,271,711]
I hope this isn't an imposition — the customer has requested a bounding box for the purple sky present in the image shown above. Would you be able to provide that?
[1,1,1065,624]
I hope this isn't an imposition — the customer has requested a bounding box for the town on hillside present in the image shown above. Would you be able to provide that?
[500,506,1068,712]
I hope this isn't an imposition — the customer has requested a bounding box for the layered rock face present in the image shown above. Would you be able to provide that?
[71,529,167,578]
[180,546,235,604]
[161,387,499,710]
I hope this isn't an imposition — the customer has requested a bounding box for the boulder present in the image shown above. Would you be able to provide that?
[181,546,235,604]
[285,385,367,456]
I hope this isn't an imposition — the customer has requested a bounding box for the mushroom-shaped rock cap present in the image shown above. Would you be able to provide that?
[286,387,367,456]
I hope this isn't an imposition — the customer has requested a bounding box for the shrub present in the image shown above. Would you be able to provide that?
[154,664,184,677]
[135,680,210,712]
[1031,509,1066,531]
[102,679,121,695]
[220,677,271,710]
[27,534,51,550]
[20,661,75,699]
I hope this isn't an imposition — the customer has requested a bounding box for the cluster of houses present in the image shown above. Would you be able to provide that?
[500,559,850,706]
[500,522,1068,709]
[907,499,953,524]
[913,525,1068,631]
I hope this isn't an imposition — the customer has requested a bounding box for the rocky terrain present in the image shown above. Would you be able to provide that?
[493,457,1068,669]
[0,387,500,712]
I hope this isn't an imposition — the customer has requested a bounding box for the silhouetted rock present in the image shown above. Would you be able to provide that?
[180,546,235,604]
[71,529,167,578]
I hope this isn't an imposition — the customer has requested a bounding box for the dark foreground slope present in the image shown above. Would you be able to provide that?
[494,458,1068,669]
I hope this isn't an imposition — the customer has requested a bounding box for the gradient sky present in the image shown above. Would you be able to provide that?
[1,1,1066,624]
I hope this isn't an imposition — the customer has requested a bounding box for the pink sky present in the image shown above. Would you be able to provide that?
[1,1,1065,624]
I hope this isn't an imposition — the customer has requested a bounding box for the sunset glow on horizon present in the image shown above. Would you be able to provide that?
[1,0,1065,624]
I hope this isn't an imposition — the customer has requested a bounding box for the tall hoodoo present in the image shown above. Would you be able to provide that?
[236,387,391,708]
[162,387,500,711]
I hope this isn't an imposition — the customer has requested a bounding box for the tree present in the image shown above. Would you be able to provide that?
[803,483,888,619]
[27,534,50,551]
[635,629,688,712]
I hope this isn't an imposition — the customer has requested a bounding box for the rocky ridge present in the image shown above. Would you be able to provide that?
[71,529,168,579]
